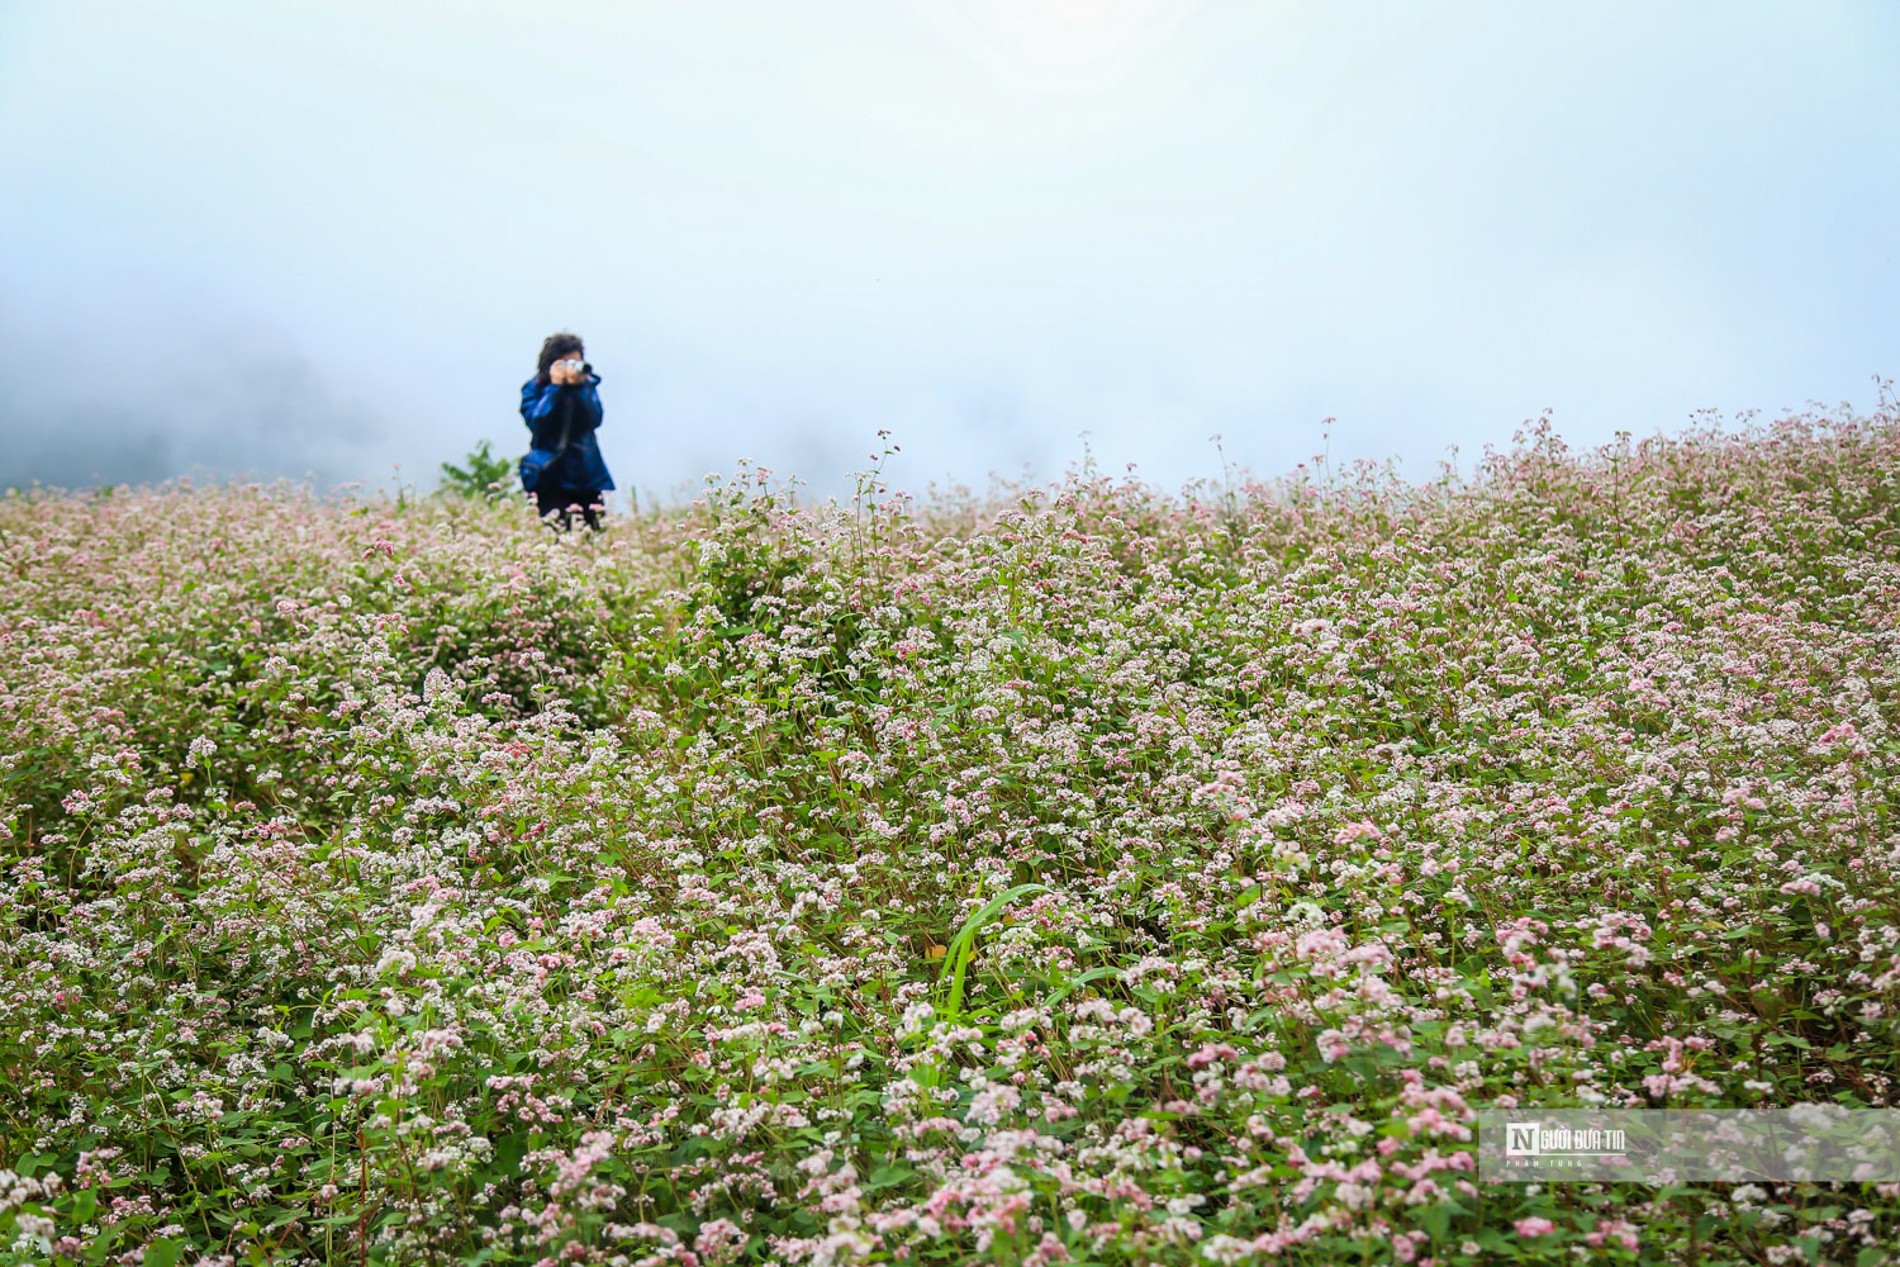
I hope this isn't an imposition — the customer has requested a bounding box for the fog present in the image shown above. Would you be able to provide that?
[2,1,1895,503]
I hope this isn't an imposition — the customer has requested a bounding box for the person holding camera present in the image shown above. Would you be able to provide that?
[520,331,615,531]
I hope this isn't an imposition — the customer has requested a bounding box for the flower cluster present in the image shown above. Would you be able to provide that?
[3,403,1900,1264]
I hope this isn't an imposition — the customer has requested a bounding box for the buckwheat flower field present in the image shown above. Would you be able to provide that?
[4,407,1899,1266]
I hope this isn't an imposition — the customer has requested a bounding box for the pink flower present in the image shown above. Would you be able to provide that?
[1514,1217,1556,1237]
[1332,819,1382,845]
[1816,721,1858,746]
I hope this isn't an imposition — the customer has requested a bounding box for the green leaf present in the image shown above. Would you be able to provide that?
[1043,966,1121,1009]
[936,882,1049,1020]
[866,1164,915,1191]
[17,1152,57,1177]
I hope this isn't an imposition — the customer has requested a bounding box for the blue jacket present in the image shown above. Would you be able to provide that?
[520,374,616,492]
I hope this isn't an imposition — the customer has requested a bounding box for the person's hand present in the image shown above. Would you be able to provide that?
[549,359,575,386]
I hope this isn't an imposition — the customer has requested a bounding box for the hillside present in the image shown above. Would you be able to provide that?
[3,407,1899,1265]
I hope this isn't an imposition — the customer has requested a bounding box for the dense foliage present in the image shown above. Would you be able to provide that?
[439,442,519,504]
[3,405,1899,1265]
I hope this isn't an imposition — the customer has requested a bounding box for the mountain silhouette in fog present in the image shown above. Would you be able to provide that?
[0,316,385,492]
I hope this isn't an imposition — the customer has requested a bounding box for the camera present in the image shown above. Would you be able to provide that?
[559,358,590,377]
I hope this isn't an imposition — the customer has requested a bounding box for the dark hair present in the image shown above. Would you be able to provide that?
[536,332,586,385]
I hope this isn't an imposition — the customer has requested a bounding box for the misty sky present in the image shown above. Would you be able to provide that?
[1,1,1895,504]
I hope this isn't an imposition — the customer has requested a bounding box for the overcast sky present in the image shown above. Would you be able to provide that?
[1,0,1895,503]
